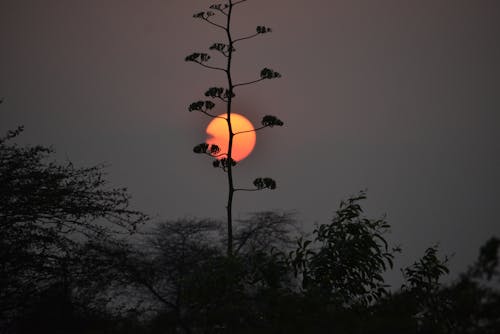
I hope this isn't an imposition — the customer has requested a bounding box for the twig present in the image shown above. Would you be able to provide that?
[193,60,226,72]
[213,7,228,17]
[234,188,260,192]
[199,110,226,119]
[202,17,226,30]
[233,0,248,5]
[234,33,259,44]
[233,125,267,136]
[233,78,265,88]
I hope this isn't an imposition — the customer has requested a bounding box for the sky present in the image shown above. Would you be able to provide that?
[1,0,500,278]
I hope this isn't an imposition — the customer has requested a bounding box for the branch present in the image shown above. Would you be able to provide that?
[211,7,228,16]
[234,188,261,192]
[234,68,282,88]
[215,49,229,58]
[233,33,259,44]
[218,9,228,16]
[235,26,272,44]
[199,110,225,119]
[217,96,229,102]
[140,279,178,311]
[207,152,228,158]
[233,78,265,88]
[235,177,277,192]
[233,0,248,5]
[233,125,267,136]
[201,17,226,30]
[192,60,226,72]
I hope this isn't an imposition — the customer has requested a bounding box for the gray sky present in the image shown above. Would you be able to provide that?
[1,0,499,277]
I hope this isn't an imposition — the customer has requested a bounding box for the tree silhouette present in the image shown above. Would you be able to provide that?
[2,105,499,332]
[290,191,400,308]
[2,134,498,334]
[401,246,451,332]
[185,0,283,256]
[0,126,148,331]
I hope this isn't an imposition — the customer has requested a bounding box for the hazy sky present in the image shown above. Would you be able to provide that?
[1,0,499,277]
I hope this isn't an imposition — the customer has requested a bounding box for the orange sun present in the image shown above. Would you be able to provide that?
[206,113,256,162]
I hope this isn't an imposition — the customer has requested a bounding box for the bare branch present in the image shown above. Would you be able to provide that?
[233,0,248,5]
[215,96,228,102]
[202,17,226,30]
[192,60,226,72]
[233,125,267,136]
[212,7,228,16]
[199,110,226,119]
[139,279,179,311]
[209,4,229,16]
[219,50,230,58]
[233,32,259,44]
[207,152,228,158]
[234,188,261,192]
[233,78,265,88]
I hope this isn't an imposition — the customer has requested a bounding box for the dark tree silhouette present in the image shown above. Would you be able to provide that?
[186,0,283,256]
[233,211,298,255]
[0,126,148,332]
[290,191,399,308]
[2,124,499,333]
[96,213,297,333]
[471,236,500,281]
[401,246,452,332]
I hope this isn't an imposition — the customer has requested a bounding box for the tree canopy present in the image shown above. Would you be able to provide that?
[0,127,147,332]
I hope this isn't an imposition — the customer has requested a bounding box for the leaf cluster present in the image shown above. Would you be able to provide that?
[188,100,215,112]
[209,43,235,56]
[185,52,211,63]
[193,11,215,19]
[213,157,237,170]
[261,115,284,127]
[205,86,234,100]
[260,67,281,79]
[192,143,221,156]
[403,246,450,294]
[256,26,272,34]
[253,177,277,190]
[209,3,229,10]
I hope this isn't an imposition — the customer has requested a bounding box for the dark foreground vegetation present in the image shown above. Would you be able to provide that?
[1,128,499,334]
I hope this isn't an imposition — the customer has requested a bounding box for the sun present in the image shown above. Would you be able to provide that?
[206,113,256,162]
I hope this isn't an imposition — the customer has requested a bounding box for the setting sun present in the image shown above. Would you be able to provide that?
[206,113,256,162]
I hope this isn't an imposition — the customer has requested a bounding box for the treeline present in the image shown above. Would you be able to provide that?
[1,128,499,334]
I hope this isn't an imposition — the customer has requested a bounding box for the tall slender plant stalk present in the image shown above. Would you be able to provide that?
[187,0,283,256]
[224,1,236,257]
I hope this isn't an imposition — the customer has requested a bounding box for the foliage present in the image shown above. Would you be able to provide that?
[471,236,500,281]
[291,191,398,307]
[0,127,147,332]
[103,194,500,334]
[401,246,452,332]
[233,211,298,255]
[2,128,500,333]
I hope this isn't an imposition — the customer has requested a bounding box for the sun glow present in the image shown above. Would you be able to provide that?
[206,113,256,162]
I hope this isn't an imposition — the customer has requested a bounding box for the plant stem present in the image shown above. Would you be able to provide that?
[225,0,235,257]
